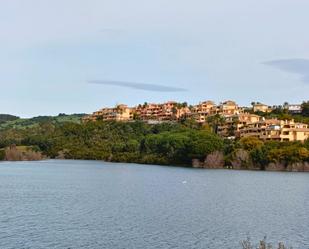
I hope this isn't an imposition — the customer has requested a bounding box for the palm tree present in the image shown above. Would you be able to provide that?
[283,102,289,109]
[207,114,225,134]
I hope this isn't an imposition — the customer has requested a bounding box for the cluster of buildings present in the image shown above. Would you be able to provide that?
[83,100,243,123]
[83,101,308,142]
[252,102,302,114]
[85,104,134,122]
[83,101,190,122]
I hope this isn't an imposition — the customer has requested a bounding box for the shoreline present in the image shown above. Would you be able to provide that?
[1,158,309,172]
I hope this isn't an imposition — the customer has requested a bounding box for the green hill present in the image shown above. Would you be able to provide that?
[0,114,20,124]
[0,113,87,130]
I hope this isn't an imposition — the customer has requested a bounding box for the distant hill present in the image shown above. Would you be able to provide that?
[0,113,87,130]
[0,114,20,124]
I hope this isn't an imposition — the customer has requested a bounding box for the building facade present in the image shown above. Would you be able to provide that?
[288,104,302,114]
[252,103,270,113]
[83,104,134,122]
[239,119,309,142]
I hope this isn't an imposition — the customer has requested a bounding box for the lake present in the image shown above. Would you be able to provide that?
[0,160,308,249]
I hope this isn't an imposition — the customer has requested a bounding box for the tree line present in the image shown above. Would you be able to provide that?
[0,120,308,171]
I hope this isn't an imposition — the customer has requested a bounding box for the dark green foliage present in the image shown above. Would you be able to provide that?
[302,101,309,116]
[250,147,270,170]
[0,120,224,166]
[304,139,309,150]
[0,117,308,169]
[0,149,5,160]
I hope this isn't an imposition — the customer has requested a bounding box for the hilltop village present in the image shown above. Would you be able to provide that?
[83,100,309,142]
[1,100,309,171]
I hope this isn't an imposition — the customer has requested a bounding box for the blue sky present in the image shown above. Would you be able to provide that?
[1,0,309,117]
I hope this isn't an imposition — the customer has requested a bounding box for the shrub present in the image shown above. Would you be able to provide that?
[231,149,251,169]
[239,137,264,151]
[241,237,293,249]
[5,146,23,161]
[4,145,43,161]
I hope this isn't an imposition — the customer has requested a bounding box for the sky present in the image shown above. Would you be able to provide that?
[1,0,309,117]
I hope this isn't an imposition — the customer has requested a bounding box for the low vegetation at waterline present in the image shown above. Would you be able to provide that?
[241,238,292,249]
[0,120,308,170]
[0,145,44,161]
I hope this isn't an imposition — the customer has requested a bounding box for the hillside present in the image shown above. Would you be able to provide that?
[0,114,20,124]
[0,113,87,130]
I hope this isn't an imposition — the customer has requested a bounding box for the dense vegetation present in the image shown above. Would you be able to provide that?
[0,117,308,170]
[0,120,223,165]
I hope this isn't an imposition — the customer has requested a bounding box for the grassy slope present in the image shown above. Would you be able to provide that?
[0,114,87,130]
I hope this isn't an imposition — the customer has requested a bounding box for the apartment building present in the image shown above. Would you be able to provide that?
[192,101,216,114]
[288,104,302,114]
[191,100,216,123]
[134,101,191,121]
[159,101,187,121]
[252,103,270,113]
[217,113,261,137]
[219,100,243,116]
[239,119,309,142]
[238,119,279,138]
[190,100,244,123]
[135,103,162,120]
[83,104,134,122]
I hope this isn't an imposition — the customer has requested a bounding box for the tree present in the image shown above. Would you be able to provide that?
[304,139,309,150]
[187,130,224,160]
[181,102,188,107]
[0,149,5,160]
[250,147,269,170]
[239,137,264,151]
[172,107,178,115]
[228,116,240,136]
[207,114,225,134]
[283,102,289,109]
[143,132,191,164]
[301,101,309,116]
[133,113,141,120]
[231,149,251,169]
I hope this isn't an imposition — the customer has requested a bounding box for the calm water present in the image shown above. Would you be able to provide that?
[0,160,308,249]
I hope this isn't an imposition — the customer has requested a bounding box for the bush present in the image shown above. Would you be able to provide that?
[4,145,43,161]
[250,147,269,170]
[239,137,264,151]
[231,149,251,170]
[267,146,309,165]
